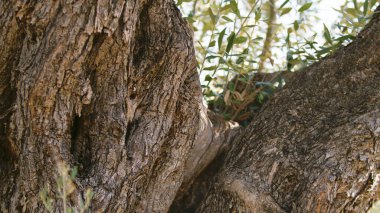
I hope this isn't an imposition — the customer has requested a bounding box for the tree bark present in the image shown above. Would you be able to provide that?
[0,1,379,212]
[0,0,208,212]
[186,7,380,212]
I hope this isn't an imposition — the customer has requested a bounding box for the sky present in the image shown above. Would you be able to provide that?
[276,0,348,58]
[279,0,347,39]
[182,0,354,86]
[317,0,347,30]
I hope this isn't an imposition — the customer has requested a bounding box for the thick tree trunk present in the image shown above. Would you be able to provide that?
[176,7,380,212]
[0,0,210,212]
[0,1,379,212]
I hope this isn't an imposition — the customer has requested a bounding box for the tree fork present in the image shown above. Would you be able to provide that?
[195,6,380,212]
[0,1,379,212]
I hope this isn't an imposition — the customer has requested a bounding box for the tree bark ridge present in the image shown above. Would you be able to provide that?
[197,6,380,212]
[0,1,211,212]
[0,1,379,212]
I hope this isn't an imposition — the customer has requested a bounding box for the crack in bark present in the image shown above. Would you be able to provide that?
[132,3,150,67]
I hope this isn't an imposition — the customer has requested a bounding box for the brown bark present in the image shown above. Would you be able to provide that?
[0,0,208,212]
[192,7,380,212]
[0,0,379,212]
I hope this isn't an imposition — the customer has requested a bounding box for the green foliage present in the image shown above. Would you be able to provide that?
[298,2,313,12]
[39,162,93,213]
[176,0,378,124]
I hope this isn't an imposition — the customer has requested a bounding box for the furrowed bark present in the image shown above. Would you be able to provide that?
[176,110,240,205]
[0,0,219,212]
[197,6,380,212]
[1,0,379,212]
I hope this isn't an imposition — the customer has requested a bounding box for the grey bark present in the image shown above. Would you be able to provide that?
[0,0,379,213]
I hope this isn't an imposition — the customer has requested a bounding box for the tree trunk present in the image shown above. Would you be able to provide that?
[175,7,380,212]
[0,0,208,212]
[0,1,379,213]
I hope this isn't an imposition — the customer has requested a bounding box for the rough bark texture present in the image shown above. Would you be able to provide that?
[193,7,380,213]
[1,0,379,212]
[0,0,211,212]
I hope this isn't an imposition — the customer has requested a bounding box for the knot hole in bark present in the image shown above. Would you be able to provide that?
[132,4,150,67]
[70,115,92,177]
[125,119,140,159]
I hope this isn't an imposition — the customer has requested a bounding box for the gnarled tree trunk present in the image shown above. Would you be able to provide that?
[0,0,379,212]
[173,7,380,212]
[0,0,206,212]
